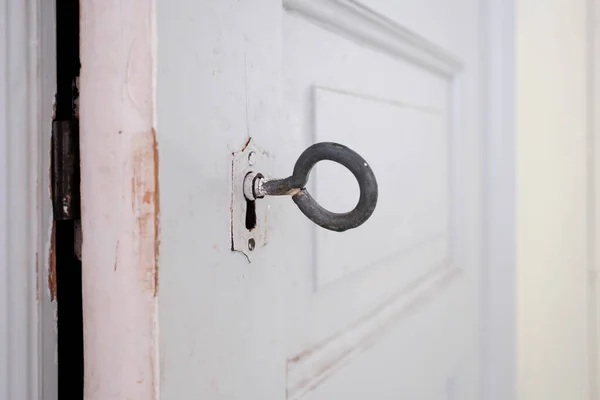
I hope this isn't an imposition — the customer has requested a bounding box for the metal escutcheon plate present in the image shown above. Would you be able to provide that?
[230,138,268,262]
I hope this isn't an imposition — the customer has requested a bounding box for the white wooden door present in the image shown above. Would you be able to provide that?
[156,0,490,399]
[79,0,512,399]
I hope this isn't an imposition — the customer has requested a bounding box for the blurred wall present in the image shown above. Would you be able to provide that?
[517,0,594,398]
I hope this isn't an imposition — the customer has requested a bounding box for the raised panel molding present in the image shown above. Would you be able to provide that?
[283,0,463,290]
[287,264,462,399]
[283,0,467,396]
[312,86,450,288]
[283,0,462,77]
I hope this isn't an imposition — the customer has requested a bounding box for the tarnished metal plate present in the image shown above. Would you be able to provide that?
[231,138,268,261]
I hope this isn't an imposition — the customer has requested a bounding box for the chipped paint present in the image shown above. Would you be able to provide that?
[47,221,57,302]
[131,130,160,297]
[152,129,160,297]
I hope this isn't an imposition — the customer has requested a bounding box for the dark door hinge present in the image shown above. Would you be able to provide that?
[52,119,80,221]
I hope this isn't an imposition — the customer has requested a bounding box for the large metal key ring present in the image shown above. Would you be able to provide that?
[245,142,378,232]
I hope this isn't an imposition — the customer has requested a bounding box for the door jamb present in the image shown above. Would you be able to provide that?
[0,0,58,398]
[481,0,516,399]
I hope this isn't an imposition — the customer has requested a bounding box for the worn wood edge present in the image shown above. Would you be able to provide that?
[286,263,463,398]
[79,0,159,398]
[283,0,462,77]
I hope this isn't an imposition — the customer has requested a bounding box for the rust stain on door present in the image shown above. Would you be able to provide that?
[131,129,160,297]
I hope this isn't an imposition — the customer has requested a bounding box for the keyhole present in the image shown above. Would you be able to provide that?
[245,199,256,230]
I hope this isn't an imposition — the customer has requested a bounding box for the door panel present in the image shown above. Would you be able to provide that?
[296,284,468,400]
[279,1,479,398]
[312,87,448,289]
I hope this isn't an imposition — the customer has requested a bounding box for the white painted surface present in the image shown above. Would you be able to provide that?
[481,1,516,399]
[79,1,159,399]
[155,0,514,399]
[593,0,600,396]
[517,0,596,399]
[312,87,448,288]
[77,0,600,399]
[280,4,478,397]
[0,0,57,399]
[156,0,285,398]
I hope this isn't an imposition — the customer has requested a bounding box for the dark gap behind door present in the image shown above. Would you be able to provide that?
[55,0,83,398]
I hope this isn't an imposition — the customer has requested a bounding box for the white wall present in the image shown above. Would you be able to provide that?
[517,0,594,398]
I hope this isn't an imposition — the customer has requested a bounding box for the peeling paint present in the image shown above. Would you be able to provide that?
[48,221,57,302]
[131,130,160,297]
[152,129,160,297]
